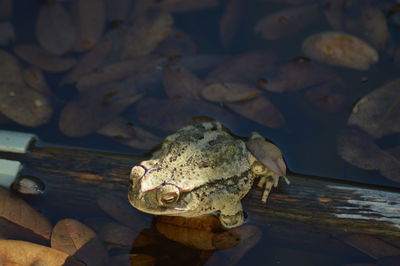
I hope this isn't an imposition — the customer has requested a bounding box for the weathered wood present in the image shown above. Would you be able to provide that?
[1,145,399,244]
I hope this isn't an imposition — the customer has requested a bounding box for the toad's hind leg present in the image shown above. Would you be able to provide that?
[218,201,244,229]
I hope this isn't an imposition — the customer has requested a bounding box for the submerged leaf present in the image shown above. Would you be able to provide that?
[36,2,76,55]
[226,95,285,128]
[219,0,243,47]
[302,31,378,70]
[51,219,96,255]
[344,234,400,259]
[348,79,400,138]
[201,82,261,103]
[162,66,203,99]
[337,128,400,183]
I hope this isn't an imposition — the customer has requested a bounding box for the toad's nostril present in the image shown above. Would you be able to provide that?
[131,165,146,179]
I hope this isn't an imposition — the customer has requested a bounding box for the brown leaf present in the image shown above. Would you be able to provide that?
[73,0,106,52]
[155,28,197,57]
[14,44,77,72]
[302,31,379,71]
[219,0,243,47]
[348,79,400,138]
[201,82,261,103]
[336,128,400,182]
[254,4,319,40]
[0,188,52,241]
[226,95,285,128]
[121,9,173,58]
[0,50,52,126]
[51,218,96,255]
[36,2,76,55]
[0,239,69,265]
[61,37,113,85]
[206,50,279,83]
[344,234,400,259]
[162,66,203,99]
[96,117,161,150]
[59,83,143,137]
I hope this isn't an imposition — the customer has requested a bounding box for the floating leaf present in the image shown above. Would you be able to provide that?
[14,44,76,72]
[0,187,52,241]
[73,0,106,52]
[302,31,378,70]
[337,128,400,183]
[121,9,173,58]
[348,79,400,138]
[36,2,76,55]
[206,50,279,83]
[0,49,52,126]
[51,218,96,255]
[201,82,261,103]
[226,95,285,128]
[59,83,143,137]
[344,234,400,259]
[61,37,113,85]
[162,66,203,99]
[0,240,69,265]
[254,4,318,40]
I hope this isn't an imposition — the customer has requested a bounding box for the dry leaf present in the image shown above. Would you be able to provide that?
[51,218,96,255]
[344,234,400,259]
[206,50,279,83]
[0,49,52,126]
[73,0,106,51]
[336,128,400,183]
[14,44,76,72]
[201,82,261,103]
[226,95,285,128]
[162,66,203,99]
[36,2,76,55]
[302,31,379,71]
[0,240,69,265]
[348,79,400,138]
[254,4,319,40]
[61,37,113,85]
[121,9,173,58]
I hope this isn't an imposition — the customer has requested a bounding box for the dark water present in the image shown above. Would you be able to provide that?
[1,0,399,265]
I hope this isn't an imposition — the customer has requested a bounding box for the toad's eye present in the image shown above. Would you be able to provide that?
[160,192,179,204]
[157,184,180,205]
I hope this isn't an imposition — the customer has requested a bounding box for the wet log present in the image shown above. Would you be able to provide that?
[0,144,399,244]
